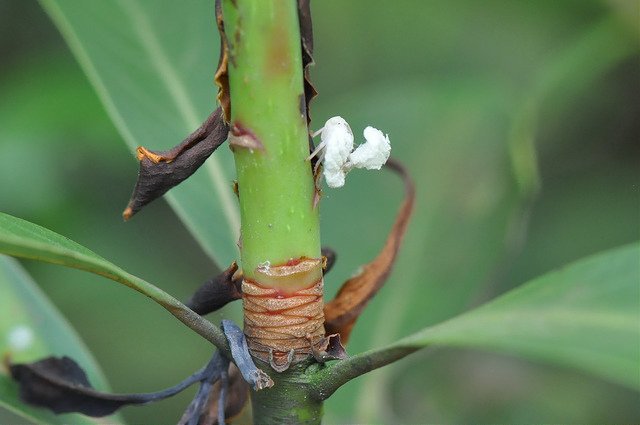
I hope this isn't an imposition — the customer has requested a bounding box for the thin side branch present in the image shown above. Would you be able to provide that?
[92,268,231,356]
[167,301,231,356]
[310,346,420,400]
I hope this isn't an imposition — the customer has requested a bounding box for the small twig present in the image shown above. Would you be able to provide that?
[146,288,231,357]
[310,346,419,401]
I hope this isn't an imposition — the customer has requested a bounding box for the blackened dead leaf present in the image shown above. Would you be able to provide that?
[324,158,415,343]
[221,320,274,389]
[123,107,229,220]
[10,356,119,417]
[215,0,231,122]
[185,262,243,316]
[10,355,209,417]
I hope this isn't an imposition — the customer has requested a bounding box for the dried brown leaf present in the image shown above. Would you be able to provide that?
[123,107,229,220]
[323,158,415,343]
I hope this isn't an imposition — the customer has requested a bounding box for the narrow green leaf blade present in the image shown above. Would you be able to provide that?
[38,0,239,267]
[0,212,227,350]
[0,212,160,297]
[393,243,640,389]
[0,256,120,425]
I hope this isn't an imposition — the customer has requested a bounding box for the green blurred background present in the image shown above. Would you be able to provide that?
[0,0,638,424]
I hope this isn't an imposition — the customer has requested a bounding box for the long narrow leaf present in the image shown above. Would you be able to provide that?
[0,212,228,352]
[39,0,240,268]
[316,243,640,396]
[400,243,640,389]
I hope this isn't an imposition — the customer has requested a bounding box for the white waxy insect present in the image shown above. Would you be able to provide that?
[308,116,391,188]
[349,126,391,170]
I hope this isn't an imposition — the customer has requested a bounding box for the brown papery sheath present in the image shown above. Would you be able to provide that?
[242,257,325,371]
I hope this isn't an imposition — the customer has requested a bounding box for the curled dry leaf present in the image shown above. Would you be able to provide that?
[122,107,229,220]
[323,158,415,343]
[185,262,243,316]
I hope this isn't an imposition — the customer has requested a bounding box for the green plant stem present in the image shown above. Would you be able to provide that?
[221,0,325,422]
[222,0,320,283]
[251,361,323,425]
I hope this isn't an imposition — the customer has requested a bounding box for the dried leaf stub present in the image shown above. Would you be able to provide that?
[185,262,243,315]
[324,159,415,343]
[312,333,348,363]
[123,107,229,220]
[297,0,317,126]
[214,0,231,122]
[321,246,337,275]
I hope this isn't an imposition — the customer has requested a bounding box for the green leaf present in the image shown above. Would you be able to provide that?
[0,212,227,350]
[391,243,640,390]
[315,244,639,409]
[0,256,119,425]
[39,0,239,267]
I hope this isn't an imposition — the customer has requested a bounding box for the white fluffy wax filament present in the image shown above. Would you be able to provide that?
[308,116,391,188]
